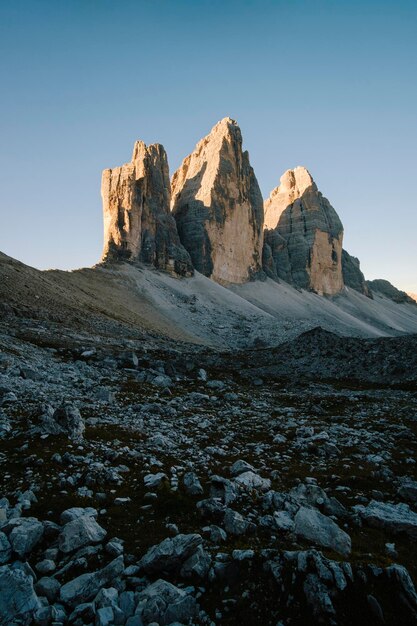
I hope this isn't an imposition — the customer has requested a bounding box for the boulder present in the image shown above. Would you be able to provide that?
[35,576,61,603]
[8,517,44,557]
[294,506,351,556]
[60,506,98,524]
[171,117,264,284]
[143,472,169,490]
[136,578,198,625]
[39,403,85,441]
[355,500,417,538]
[60,556,124,607]
[0,565,40,624]
[234,470,271,492]
[230,459,256,477]
[138,533,202,575]
[59,514,107,553]
[223,508,254,536]
[264,167,344,295]
[101,140,193,276]
[183,471,203,496]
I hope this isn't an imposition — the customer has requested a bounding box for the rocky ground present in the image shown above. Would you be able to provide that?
[1,310,417,626]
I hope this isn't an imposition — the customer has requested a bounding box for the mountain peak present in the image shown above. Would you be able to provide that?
[171,118,263,283]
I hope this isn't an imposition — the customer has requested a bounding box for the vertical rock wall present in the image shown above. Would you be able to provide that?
[101,141,193,276]
[264,167,344,295]
[171,118,264,284]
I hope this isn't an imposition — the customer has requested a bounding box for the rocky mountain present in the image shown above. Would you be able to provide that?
[101,141,193,276]
[408,292,417,302]
[171,118,264,284]
[263,167,344,296]
[2,116,417,626]
[367,279,416,305]
[342,249,372,297]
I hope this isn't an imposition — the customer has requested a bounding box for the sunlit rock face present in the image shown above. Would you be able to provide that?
[342,249,372,297]
[264,167,344,295]
[171,118,264,284]
[101,141,193,276]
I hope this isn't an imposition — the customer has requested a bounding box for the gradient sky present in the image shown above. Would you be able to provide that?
[1,0,416,291]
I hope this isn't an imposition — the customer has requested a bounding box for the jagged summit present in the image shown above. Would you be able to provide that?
[98,119,409,307]
[263,167,344,296]
[101,140,193,276]
[171,117,264,284]
[264,166,315,230]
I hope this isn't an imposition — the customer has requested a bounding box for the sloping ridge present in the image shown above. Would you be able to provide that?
[1,251,417,350]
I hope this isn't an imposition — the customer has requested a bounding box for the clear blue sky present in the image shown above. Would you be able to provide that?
[1,0,416,292]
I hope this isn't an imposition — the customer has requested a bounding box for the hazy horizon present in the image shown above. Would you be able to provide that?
[1,0,416,292]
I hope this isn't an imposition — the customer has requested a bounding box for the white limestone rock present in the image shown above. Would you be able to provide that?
[101,141,193,276]
[171,118,264,284]
[264,167,344,295]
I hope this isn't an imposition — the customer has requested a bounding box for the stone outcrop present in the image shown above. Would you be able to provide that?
[171,118,264,284]
[264,167,344,295]
[342,249,372,297]
[101,141,193,276]
[367,279,416,304]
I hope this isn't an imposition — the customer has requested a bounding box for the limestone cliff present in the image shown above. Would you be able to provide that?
[264,167,344,295]
[101,141,193,276]
[171,118,264,284]
[342,249,372,297]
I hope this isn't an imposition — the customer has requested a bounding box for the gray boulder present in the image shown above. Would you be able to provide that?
[355,500,417,538]
[138,533,202,575]
[39,402,85,440]
[35,576,61,603]
[0,564,41,624]
[59,514,107,553]
[8,517,44,557]
[223,509,254,536]
[210,475,237,504]
[294,506,351,557]
[143,472,169,490]
[60,506,98,524]
[183,471,203,496]
[230,459,256,477]
[180,544,211,579]
[60,555,124,606]
[136,578,197,625]
[234,470,271,492]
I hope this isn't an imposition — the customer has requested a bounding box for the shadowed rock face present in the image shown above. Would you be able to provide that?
[367,279,416,304]
[342,249,372,297]
[171,118,264,284]
[101,141,193,276]
[264,167,344,295]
